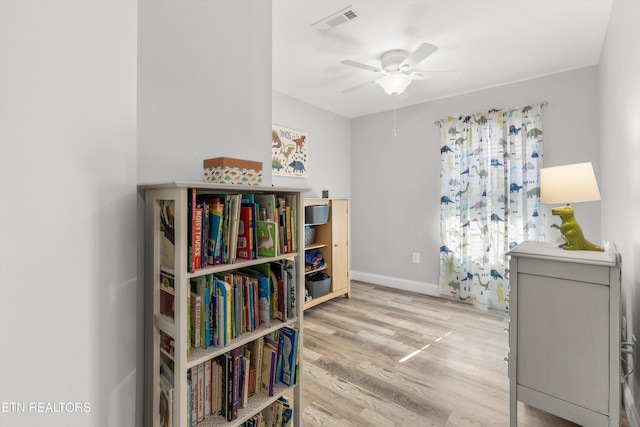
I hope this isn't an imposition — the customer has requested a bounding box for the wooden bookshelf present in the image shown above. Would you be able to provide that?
[303,198,350,310]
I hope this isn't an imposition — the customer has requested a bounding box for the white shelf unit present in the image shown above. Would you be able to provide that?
[141,182,304,427]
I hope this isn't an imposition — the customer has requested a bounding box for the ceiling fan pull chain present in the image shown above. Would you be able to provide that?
[393,95,397,137]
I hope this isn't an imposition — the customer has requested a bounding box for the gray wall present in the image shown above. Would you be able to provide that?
[599,0,640,422]
[350,67,602,294]
[137,0,273,184]
[272,92,351,198]
[0,1,138,426]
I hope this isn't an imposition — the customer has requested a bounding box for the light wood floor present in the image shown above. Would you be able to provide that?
[300,281,629,427]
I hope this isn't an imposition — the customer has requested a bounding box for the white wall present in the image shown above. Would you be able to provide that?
[0,2,138,426]
[137,0,272,184]
[599,0,640,423]
[272,92,351,198]
[350,67,602,294]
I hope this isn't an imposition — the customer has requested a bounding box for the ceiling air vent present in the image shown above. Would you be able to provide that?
[311,6,359,32]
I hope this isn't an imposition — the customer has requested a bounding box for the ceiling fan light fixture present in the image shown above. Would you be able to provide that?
[377,73,412,95]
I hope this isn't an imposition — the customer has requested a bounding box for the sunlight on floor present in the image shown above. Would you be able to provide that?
[398,331,451,363]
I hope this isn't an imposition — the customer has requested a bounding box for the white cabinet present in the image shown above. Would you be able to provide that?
[141,182,304,427]
[507,241,621,427]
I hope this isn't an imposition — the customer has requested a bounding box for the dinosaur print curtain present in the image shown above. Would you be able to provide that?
[438,103,545,310]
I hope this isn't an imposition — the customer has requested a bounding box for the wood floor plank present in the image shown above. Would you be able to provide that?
[301,281,629,427]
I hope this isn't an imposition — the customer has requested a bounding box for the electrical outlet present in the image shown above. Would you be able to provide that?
[412,252,420,264]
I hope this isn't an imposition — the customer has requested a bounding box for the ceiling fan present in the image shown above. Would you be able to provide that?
[341,42,461,95]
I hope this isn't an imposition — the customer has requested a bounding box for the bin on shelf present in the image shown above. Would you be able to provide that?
[305,205,329,224]
[305,272,330,298]
[304,225,316,246]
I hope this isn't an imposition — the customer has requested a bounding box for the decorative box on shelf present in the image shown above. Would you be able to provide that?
[203,157,262,185]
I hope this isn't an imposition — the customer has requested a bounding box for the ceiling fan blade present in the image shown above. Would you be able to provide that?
[411,70,462,81]
[340,59,383,73]
[341,79,378,93]
[401,42,438,69]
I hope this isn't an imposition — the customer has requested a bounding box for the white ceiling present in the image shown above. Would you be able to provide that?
[272,0,612,119]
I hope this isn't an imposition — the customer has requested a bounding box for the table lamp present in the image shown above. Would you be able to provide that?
[540,162,604,251]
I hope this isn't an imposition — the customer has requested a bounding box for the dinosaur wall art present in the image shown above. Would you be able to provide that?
[272,124,308,178]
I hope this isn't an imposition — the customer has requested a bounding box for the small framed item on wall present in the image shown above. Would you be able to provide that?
[272,124,308,177]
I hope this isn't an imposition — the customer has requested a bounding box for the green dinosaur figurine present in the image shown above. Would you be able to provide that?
[550,205,604,251]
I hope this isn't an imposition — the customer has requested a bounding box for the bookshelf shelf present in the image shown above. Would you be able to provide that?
[197,384,292,427]
[303,198,350,310]
[304,243,327,251]
[304,265,328,275]
[142,182,304,427]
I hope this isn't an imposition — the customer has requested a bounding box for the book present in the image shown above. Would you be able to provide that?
[159,375,173,427]
[207,201,224,265]
[190,292,201,348]
[215,360,223,416]
[193,204,203,271]
[190,365,199,424]
[236,205,251,260]
[159,271,175,320]
[285,204,292,253]
[248,366,256,397]
[261,338,278,396]
[190,276,210,348]
[257,276,271,328]
[160,354,175,387]
[216,277,232,346]
[188,374,193,427]
[231,347,241,420]
[210,359,220,417]
[197,362,204,423]
[276,197,287,254]
[218,353,234,421]
[284,259,297,319]
[228,194,242,264]
[242,348,252,403]
[275,333,285,386]
[188,188,203,272]
[159,329,175,357]
[285,194,298,253]
[271,263,285,321]
[256,220,278,258]
[278,327,299,386]
[247,337,264,398]
[204,359,211,419]
[254,194,277,222]
[159,200,175,270]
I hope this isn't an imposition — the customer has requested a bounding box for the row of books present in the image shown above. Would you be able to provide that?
[246,397,293,427]
[188,191,299,272]
[159,261,296,353]
[159,353,175,427]
[187,329,299,426]
[191,261,296,351]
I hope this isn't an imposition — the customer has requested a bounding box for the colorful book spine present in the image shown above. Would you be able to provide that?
[257,276,271,328]
[190,292,200,348]
[279,327,299,386]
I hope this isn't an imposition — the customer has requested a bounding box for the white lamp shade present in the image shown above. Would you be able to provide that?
[540,162,601,204]
[377,73,412,95]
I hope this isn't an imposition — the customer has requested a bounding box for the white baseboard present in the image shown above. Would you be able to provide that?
[351,271,440,297]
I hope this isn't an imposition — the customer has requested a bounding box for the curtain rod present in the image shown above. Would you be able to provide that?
[434,101,548,126]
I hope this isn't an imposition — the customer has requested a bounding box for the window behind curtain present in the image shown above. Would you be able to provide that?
[438,103,545,310]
